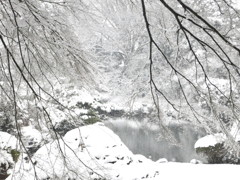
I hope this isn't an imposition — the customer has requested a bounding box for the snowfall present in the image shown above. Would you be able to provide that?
[0,122,239,180]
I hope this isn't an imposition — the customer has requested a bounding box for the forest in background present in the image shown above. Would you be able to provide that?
[1,0,240,179]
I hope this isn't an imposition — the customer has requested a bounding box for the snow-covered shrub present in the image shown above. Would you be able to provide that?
[76,102,102,124]
[0,102,15,133]
[195,134,240,164]
[0,150,13,180]
[196,143,240,164]
[190,159,202,164]
[0,131,19,179]
[0,100,36,134]
[54,119,78,136]
[21,126,42,155]
[0,131,18,152]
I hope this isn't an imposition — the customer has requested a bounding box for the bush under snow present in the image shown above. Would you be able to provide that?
[195,126,240,164]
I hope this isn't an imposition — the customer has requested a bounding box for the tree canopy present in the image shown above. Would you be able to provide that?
[1,0,240,179]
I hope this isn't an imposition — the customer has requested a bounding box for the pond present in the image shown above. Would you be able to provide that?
[105,118,206,162]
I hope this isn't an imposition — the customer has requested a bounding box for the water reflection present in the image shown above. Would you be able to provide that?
[105,119,206,162]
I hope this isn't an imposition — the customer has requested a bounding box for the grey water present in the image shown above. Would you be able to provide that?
[105,119,206,162]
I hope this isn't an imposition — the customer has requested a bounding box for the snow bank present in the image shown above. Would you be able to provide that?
[5,124,240,180]
[7,123,159,179]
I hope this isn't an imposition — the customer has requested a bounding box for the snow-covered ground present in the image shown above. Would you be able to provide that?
[0,123,239,180]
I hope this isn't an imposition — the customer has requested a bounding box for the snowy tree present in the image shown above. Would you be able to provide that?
[0,0,96,179]
[1,0,240,179]
[140,0,240,156]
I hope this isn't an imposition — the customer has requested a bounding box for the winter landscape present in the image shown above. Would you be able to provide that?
[1,0,240,179]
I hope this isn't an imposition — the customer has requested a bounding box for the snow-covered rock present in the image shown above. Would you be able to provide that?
[21,126,42,154]
[156,158,168,163]
[190,159,202,164]
[194,132,240,164]
[0,131,18,150]
[194,133,226,148]
[195,122,240,150]
[7,123,159,179]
